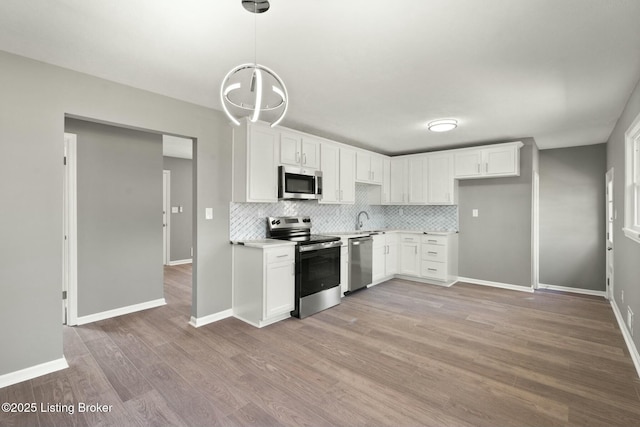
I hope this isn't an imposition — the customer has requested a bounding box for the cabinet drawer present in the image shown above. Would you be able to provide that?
[400,234,420,243]
[266,247,294,264]
[421,244,446,262]
[421,261,447,281]
[421,235,447,246]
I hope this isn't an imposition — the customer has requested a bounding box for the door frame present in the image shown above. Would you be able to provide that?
[163,170,171,265]
[63,133,78,325]
[606,168,614,300]
[532,171,540,290]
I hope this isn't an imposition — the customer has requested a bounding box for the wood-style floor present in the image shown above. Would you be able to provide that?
[2,265,639,427]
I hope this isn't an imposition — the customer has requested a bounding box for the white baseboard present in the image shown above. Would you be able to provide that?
[394,274,457,287]
[538,283,607,298]
[0,357,68,389]
[233,312,290,328]
[610,298,640,379]
[167,259,192,266]
[75,298,166,325]
[458,276,534,293]
[189,308,233,328]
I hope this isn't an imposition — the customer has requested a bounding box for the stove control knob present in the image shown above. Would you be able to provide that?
[276,220,281,225]
[271,220,276,225]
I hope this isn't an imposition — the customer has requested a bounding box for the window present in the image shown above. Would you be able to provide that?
[624,112,640,243]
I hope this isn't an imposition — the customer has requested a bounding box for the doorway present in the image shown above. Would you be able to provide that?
[62,120,195,325]
[606,168,614,300]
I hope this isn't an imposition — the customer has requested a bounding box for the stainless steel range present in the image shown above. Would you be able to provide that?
[267,216,342,318]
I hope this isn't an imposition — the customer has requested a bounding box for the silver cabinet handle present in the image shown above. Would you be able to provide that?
[303,153,307,164]
[414,246,417,255]
[477,163,480,173]
[428,268,437,272]
[428,251,438,255]
[335,189,339,200]
[296,152,300,163]
[427,239,437,243]
[277,254,288,258]
[485,162,488,173]
[340,189,344,200]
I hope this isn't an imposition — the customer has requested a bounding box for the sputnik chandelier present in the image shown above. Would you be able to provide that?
[220,0,288,127]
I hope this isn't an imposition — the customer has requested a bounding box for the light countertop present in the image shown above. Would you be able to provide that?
[230,239,297,249]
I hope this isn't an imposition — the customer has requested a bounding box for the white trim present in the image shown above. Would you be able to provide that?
[233,312,290,328]
[537,283,607,298]
[189,309,233,328]
[168,259,193,266]
[163,170,171,265]
[0,357,68,389]
[624,112,640,242]
[622,227,640,244]
[457,276,534,293]
[393,274,457,287]
[532,171,540,290]
[63,133,78,326]
[610,298,640,379]
[75,298,166,325]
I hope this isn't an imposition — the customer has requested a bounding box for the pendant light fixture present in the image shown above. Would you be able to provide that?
[220,0,288,128]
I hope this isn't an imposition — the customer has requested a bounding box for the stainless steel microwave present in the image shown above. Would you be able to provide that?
[278,166,322,200]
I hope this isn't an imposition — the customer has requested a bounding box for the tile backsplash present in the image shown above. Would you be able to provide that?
[230,184,458,240]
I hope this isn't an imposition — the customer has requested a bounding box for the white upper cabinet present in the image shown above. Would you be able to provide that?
[390,157,408,204]
[319,142,355,204]
[232,120,278,203]
[356,151,384,184]
[381,157,391,204]
[453,141,523,179]
[339,147,356,203]
[426,152,456,205]
[279,131,320,170]
[408,156,427,204]
[320,143,340,204]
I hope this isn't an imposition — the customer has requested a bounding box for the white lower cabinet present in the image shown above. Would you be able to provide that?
[233,244,295,328]
[372,234,398,283]
[340,242,349,296]
[398,234,421,276]
[420,234,458,283]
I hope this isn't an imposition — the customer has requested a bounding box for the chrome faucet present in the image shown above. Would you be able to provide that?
[356,210,370,230]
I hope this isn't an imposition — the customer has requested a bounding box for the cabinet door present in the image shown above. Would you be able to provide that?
[320,143,339,204]
[339,148,356,203]
[248,127,278,202]
[381,157,391,204]
[408,157,426,204]
[385,235,398,276]
[484,145,518,176]
[372,235,386,282]
[454,150,482,178]
[265,261,295,318]
[427,153,454,204]
[280,131,302,166]
[390,157,407,204]
[370,155,384,184]
[356,152,371,181]
[302,137,320,170]
[399,242,420,276]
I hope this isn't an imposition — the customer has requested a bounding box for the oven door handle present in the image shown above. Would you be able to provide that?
[298,241,342,252]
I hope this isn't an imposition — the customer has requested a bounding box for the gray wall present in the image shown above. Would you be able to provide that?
[607,76,640,354]
[458,139,537,288]
[539,144,606,291]
[0,50,232,377]
[66,119,164,316]
[163,156,193,262]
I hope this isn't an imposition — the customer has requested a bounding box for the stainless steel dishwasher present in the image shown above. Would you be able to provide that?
[348,235,373,293]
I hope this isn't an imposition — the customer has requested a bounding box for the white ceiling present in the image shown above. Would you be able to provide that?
[2,0,640,153]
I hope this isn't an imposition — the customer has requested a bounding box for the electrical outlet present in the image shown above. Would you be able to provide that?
[628,307,634,336]
[622,290,625,303]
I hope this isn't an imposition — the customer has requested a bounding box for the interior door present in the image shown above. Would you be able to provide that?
[606,168,614,299]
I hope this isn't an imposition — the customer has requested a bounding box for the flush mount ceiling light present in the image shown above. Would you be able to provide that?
[220,0,288,128]
[428,119,458,132]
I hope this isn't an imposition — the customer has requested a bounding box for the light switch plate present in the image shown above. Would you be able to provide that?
[472,209,479,217]
[171,206,179,214]
[205,208,213,220]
